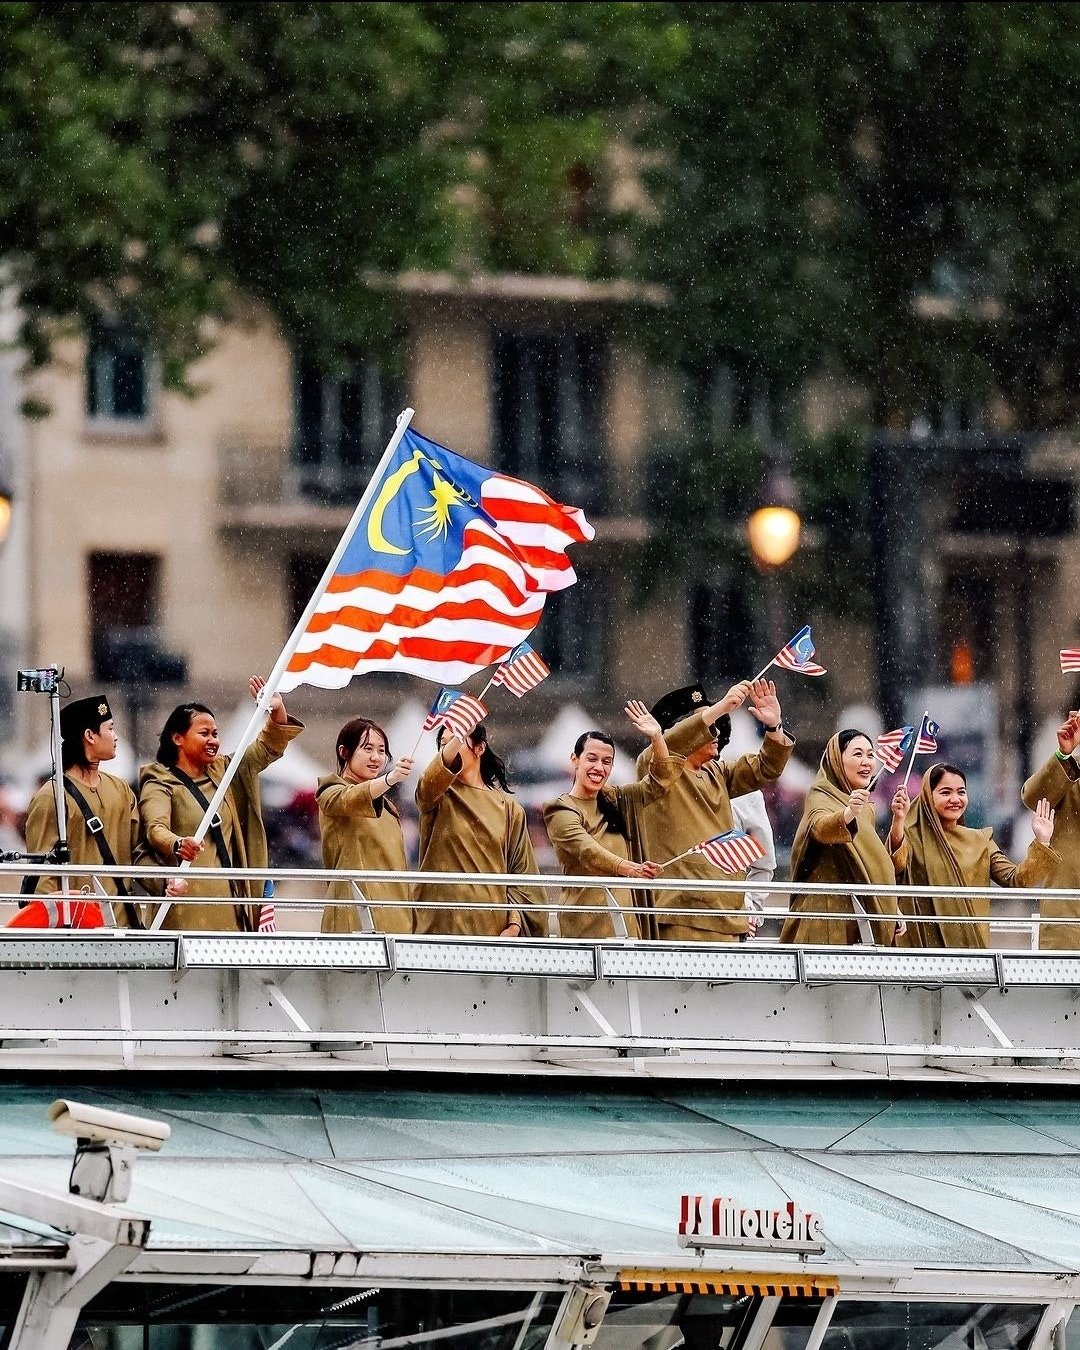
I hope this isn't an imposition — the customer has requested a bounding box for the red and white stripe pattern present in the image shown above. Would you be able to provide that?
[691,829,766,874]
[771,625,827,677]
[257,904,276,933]
[491,642,551,698]
[435,693,488,742]
[279,430,594,692]
[874,726,912,772]
[1061,649,1080,674]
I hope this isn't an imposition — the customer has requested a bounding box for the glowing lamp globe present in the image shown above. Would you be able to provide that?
[748,504,801,568]
[0,493,11,547]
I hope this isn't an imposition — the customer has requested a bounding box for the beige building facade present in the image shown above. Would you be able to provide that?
[3,275,1078,799]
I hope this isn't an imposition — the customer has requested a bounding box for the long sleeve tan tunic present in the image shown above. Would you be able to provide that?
[413,754,540,937]
[638,714,793,941]
[780,736,899,947]
[897,773,1058,948]
[23,771,151,925]
[1021,753,1080,949]
[543,756,679,940]
[317,774,412,934]
[138,716,303,931]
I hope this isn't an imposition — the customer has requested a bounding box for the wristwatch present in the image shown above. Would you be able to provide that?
[172,837,184,857]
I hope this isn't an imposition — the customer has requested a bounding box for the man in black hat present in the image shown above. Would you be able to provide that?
[639,678,792,941]
[15,694,180,927]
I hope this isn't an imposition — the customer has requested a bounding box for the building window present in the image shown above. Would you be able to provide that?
[688,578,755,689]
[294,355,400,503]
[85,317,150,422]
[288,551,328,631]
[533,573,602,688]
[86,552,161,680]
[492,330,607,514]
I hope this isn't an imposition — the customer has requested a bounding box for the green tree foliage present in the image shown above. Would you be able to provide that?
[0,2,458,382]
[638,1,1080,429]
[0,1,678,383]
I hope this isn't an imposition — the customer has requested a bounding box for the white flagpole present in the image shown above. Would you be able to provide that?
[149,407,417,931]
[869,758,890,790]
[751,657,776,682]
[901,711,927,792]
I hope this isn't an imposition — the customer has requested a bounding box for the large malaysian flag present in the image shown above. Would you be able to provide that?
[278,426,593,691]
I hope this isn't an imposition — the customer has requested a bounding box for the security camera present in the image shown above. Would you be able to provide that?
[48,1100,171,1152]
[48,1100,170,1204]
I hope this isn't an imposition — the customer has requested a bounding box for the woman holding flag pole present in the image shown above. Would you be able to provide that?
[543,702,679,940]
[780,729,907,946]
[138,677,303,932]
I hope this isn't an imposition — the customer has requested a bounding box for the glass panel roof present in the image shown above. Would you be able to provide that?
[0,1082,1077,1270]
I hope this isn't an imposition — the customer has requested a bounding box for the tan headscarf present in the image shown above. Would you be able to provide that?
[782,732,898,945]
[900,765,995,947]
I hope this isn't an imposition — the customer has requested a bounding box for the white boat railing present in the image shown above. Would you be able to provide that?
[0,861,1072,946]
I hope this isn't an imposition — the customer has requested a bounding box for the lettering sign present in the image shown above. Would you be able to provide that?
[678,1195,825,1255]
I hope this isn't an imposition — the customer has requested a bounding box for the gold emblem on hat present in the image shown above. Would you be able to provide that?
[691,690,703,703]
[98,703,108,716]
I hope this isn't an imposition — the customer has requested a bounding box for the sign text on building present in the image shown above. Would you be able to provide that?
[678,1195,825,1255]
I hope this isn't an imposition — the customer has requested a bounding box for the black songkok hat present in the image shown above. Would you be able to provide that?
[60,695,113,747]
[650,684,711,732]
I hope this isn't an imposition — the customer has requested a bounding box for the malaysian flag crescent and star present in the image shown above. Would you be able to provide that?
[278,427,594,692]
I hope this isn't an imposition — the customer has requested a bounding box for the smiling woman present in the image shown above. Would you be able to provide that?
[137,677,304,931]
[780,730,903,947]
[542,703,681,939]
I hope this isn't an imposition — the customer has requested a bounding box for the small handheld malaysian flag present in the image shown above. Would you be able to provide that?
[1061,649,1080,674]
[759,624,827,678]
[901,711,942,789]
[916,716,940,754]
[490,641,551,698]
[875,726,914,773]
[422,688,488,741]
[690,829,767,874]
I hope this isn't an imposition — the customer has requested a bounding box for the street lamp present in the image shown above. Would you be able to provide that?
[0,484,11,548]
[747,448,801,571]
[747,446,802,661]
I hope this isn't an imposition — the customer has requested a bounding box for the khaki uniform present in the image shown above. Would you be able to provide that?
[780,736,899,946]
[543,756,679,939]
[638,715,792,941]
[413,755,540,937]
[1021,753,1080,948]
[138,717,303,931]
[897,773,1058,948]
[317,774,412,934]
[23,772,150,925]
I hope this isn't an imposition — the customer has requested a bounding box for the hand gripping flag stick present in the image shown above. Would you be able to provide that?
[149,408,420,930]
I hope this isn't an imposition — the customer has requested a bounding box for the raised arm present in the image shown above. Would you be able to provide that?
[1022,713,1080,808]
[415,752,459,813]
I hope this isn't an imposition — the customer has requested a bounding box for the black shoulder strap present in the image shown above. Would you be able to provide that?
[168,768,236,871]
[63,777,145,929]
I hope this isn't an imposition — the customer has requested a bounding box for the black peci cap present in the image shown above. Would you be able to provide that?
[650,684,711,731]
[60,695,113,747]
